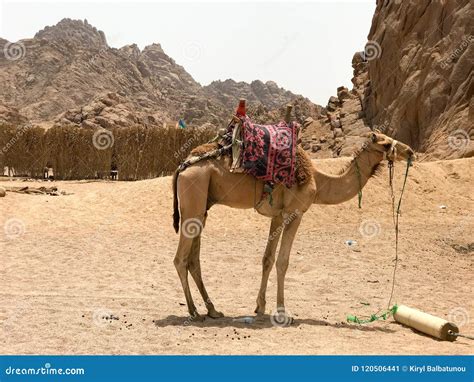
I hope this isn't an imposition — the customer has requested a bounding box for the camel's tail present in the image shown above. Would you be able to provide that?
[172,169,180,233]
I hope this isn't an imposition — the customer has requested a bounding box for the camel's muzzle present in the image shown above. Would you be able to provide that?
[386,140,415,162]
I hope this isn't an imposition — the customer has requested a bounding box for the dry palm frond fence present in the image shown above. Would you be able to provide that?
[0,124,215,180]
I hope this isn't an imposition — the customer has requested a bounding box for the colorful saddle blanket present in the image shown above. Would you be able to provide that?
[241,117,298,187]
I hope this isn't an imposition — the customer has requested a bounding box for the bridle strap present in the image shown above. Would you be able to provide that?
[383,139,398,160]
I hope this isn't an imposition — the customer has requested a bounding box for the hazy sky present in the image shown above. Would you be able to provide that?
[0,0,375,105]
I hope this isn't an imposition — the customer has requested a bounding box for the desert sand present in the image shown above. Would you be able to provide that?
[0,157,472,354]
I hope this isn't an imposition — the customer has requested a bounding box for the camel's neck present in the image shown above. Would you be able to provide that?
[313,148,383,205]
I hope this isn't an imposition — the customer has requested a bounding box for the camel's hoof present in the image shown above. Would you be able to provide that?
[255,314,267,324]
[254,307,265,316]
[207,309,224,319]
[191,312,206,322]
[270,309,294,327]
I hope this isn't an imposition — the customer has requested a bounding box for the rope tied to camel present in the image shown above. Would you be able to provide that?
[448,331,474,340]
[347,305,398,324]
[388,160,396,226]
[354,159,363,209]
[387,156,412,309]
[347,157,412,324]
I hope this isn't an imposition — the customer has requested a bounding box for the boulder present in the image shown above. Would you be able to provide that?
[330,119,342,130]
[333,128,344,138]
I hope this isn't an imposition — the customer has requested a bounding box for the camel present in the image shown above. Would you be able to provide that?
[172,132,415,321]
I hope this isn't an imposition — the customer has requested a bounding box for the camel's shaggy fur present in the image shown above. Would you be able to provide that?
[338,146,385,178]
[295,146,312,185]
[190,142,220,157]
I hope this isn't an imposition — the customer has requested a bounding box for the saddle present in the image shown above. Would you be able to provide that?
[225,116,298,187]
[190,115,311,187]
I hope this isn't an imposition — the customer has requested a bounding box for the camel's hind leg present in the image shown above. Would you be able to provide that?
[188,226,224,318]
[255,215,283,315]
[174,231,202,319]
[174,169,210,320]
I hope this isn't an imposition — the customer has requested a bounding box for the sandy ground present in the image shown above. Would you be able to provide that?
[0,158,472,355]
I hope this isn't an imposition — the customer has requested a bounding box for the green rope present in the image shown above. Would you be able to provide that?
[397,157,412,215]
[354,159,362,208]
[264,183,274,206]
[347,305,398,325]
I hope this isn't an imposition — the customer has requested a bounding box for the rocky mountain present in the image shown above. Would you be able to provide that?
[0,18,320,133]
[298,53,373,158]
[0,104,29,126]
[302,0,473,160]
[364,0,473,159]
[1,3,472,162]
[202,79,299,111]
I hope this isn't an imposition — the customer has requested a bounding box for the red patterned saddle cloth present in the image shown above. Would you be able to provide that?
[240,116,298,187]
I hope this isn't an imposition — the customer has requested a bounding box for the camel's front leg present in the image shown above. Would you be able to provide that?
[255,215,283,315]
[275,212,302,321]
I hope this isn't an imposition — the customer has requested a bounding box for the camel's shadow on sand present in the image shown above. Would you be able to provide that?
[153,314,395,333]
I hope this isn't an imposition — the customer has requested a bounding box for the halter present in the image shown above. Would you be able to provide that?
[383,139,398,161]
[354,139,395,209]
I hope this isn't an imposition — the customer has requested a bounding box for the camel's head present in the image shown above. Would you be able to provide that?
[365,132,415,162]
